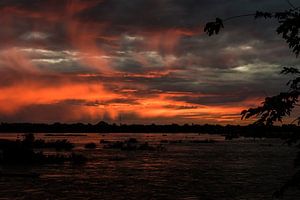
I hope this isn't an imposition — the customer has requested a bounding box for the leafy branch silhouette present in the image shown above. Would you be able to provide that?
[204,6,300,125]
[241,67,300,126]
[205,2,300,197]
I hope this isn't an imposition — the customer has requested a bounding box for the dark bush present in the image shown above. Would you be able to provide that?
[85,142,96,149]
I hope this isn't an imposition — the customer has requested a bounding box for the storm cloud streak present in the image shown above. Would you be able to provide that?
[0,0,298,124]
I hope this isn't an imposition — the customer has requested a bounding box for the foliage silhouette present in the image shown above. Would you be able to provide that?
[84,142,97,149]
[204,1,300,197]
[102,138,164,151]
[204,4,300,125]
[1,122,299,137]
[204,18,224,36]
[0,133,84,165]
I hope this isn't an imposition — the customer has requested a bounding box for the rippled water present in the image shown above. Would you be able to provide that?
[0,133,299,200]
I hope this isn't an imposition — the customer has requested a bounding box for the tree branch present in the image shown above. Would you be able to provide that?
[286,0,297,9]
[223,13,256,22]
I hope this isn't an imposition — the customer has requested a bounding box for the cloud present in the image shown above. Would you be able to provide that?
[0,0,298,124]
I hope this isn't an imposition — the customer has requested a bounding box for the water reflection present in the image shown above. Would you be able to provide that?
[0,133,299,199]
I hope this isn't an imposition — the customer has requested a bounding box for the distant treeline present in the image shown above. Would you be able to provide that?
[0,121,299,138]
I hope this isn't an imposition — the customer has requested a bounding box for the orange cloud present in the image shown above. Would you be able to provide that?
[0,1,265,124]
[0,80,118,113]
[66,21,114,73]
[64,1,117,73]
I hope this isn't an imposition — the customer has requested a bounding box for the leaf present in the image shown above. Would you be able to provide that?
[204,18,224,36]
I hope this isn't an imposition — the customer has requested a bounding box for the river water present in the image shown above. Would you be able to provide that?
[0,133,299,200]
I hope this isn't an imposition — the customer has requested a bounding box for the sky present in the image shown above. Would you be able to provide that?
[0,0,299,124]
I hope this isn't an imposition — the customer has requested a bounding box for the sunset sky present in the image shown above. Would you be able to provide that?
[0,0,298,124]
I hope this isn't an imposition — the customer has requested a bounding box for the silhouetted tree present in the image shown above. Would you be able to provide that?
[205,3,300,126]
[204,1,300,197]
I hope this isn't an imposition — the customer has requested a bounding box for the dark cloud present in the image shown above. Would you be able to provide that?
[60,98,140,106]
[0,0,299,123]
[0,103,81,123]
